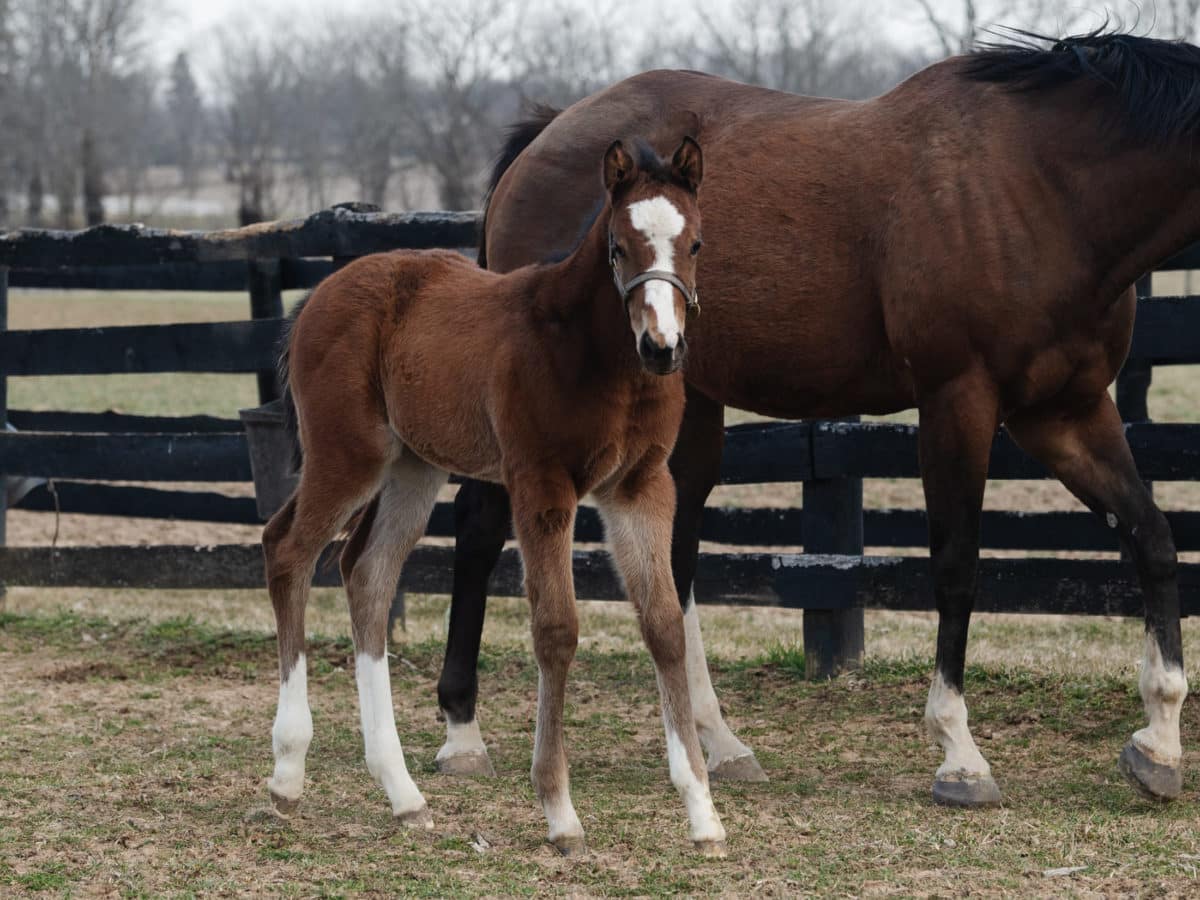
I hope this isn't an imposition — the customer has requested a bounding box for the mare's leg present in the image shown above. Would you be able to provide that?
[262,448,386,814]
[670,387,766,781]
[919,374,1003,807]
[509,472,585,854]
[435,479,511,776]
[1008,394,1186,800]
[341,453,448,825]
[598,465,727,854]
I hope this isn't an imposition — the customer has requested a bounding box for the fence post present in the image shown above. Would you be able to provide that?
[247,258,284,404]
[0,266,8,611]
[802,417,865,678]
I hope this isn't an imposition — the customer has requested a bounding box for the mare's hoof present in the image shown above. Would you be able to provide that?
[694,839,728,858]
[1119,742,1182,802]
[436,750,496,778]
[269,789,301,817]
[932,776,1002,808]
[550,834,587,857]
[396,805,435,830]
[710,753,769,783]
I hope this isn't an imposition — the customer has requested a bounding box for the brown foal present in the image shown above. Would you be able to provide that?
[261,137,726,854]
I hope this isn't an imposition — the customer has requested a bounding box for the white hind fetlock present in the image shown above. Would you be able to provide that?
[436,719,496,776]
[269,655,313,812]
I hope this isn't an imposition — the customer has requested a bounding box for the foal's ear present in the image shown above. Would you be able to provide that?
[603,140,636,193]
[671,136,703,192]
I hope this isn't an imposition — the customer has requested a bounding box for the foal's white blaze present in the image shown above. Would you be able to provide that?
[1133,634,1188,766]
[683,595,756,768]
[628,196,685,349]
[924,672,992,781]
[269,654,313,803]
[665,721,726,843]
[354,652,429,823]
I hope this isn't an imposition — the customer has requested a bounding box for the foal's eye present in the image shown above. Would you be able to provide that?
[690,240,703,256]
[612,243,626,259]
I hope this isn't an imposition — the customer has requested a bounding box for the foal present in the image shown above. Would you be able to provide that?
[261,137,725,854]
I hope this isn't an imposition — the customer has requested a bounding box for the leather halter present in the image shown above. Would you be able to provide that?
[608,231,701,320]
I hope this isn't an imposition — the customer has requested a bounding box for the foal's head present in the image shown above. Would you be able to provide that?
[603,137,703,375]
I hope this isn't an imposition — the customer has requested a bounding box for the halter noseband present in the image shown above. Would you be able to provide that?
[608,231,701,320]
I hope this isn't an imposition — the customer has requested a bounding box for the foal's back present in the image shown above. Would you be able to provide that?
[287,249,512,477]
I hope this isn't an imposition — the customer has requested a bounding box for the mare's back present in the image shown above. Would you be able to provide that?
[486,70,855,273]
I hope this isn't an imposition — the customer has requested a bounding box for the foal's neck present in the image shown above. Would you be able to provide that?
[534,208,643,377]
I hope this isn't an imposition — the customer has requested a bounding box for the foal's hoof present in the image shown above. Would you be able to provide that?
[396,805,435,830]
[268,789,301,817]
[694,839,728,858]
[1119,742,1182,802]
[932,776,1002,808]
[709,753,769,783]
[550,834,587,857]
[436,750,496,778]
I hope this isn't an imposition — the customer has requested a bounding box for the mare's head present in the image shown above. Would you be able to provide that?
[603,136,703,375]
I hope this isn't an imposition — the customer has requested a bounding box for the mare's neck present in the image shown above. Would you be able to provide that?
[1059,136,1200,297]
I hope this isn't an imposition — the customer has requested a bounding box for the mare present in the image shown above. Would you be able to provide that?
[261,137,728,854]
[439,30,1200,807]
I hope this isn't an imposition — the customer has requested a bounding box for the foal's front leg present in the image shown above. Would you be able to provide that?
[509,473,586,854]
[597,466,727,855]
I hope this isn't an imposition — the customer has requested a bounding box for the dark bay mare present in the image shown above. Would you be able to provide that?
[437,30,1200,807]
[264,138,728,853]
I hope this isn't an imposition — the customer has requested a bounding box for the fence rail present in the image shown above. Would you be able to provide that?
[2,207,1200,677]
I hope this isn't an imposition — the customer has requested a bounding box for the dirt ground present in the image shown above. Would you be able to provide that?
[4,613,1200,897]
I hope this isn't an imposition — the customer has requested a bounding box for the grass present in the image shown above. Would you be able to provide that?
[2,610,1200,896]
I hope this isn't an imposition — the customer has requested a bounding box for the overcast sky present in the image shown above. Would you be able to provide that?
[160,0,939,66]
[156,0,1154,86]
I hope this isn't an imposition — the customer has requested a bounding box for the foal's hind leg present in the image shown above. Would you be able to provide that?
[670,387,766,782]
[262,458,385,814]
[341,454,448,825]
[598,465,726,855]
[1008,394,1186,801]
[918,375,1003,808]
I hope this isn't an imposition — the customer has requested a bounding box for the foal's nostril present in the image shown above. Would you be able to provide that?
[639,331,674,362]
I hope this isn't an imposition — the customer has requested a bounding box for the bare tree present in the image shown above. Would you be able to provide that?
[166,52,204,197]
[1157,0,1200,38]
[328,17,413,208]
[649,0,913,100]
[9,0,150,227]
[402,0,520,209]
[513,1,623,106]
[214,29,293,225]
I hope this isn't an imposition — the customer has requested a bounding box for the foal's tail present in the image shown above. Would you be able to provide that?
[477,103,561,268]
[276,291,314,471]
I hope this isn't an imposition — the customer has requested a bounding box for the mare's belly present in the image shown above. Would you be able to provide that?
[685,328,916,419]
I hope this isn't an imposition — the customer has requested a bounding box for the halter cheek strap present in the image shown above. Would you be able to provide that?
[609,233,701,319]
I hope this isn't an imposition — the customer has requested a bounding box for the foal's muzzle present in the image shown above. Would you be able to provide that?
[639,332,687,375]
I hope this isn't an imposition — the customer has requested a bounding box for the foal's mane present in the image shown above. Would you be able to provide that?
[964,28,1200,145]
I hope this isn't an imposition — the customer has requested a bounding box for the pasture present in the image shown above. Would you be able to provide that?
[5,288,1200,895]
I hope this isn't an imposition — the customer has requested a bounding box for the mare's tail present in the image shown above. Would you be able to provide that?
[477,103,561,268]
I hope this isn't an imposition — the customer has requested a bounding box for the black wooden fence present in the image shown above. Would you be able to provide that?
[3,207,1200,677]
